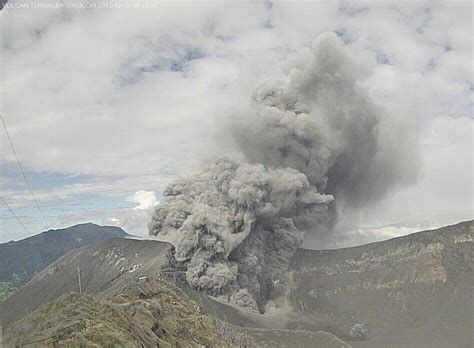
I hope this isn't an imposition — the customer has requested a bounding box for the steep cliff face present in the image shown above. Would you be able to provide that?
[288,220,473,346]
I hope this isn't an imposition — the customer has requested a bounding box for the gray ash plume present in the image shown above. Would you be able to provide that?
[149,32,419,312]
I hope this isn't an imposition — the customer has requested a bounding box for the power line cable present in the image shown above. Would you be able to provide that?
[1,115,49,229]
[0,196,30,234]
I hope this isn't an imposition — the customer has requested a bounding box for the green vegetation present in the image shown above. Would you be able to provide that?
[4,279,233,347]
[0,282,18,303]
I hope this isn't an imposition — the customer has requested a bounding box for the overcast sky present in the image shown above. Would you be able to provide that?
[0,0,472,244]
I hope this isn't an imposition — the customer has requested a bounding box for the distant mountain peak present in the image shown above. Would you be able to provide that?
[0,223,130,289]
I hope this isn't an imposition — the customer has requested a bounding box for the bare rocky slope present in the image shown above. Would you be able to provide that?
[288,220,473,346]
[2,220,472,347]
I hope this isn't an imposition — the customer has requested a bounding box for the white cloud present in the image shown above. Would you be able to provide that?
[0,3,276,177]
[0,1,471,242]
[128,190,157,211]
[0,174,168,209]
[103,190,158,235]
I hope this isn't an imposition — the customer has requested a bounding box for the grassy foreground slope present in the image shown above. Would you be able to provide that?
[4,277,349,348]
[4,279,246,347]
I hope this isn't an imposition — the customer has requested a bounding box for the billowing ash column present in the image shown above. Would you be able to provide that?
[149,158,332,311]
[149,32,419,312]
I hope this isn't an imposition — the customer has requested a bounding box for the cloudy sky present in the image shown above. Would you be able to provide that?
[0,0,472,244]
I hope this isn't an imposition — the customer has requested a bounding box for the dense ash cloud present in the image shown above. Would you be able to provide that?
[149,32,419,311]
[235,32,418,209]
[149,158,332,311]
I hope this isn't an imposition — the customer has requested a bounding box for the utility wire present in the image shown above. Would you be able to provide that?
[1,115,49,229]
[0,196,30,234]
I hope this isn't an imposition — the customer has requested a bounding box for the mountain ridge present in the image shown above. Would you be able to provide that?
[0,223,129,288]
[1,220,472,347]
